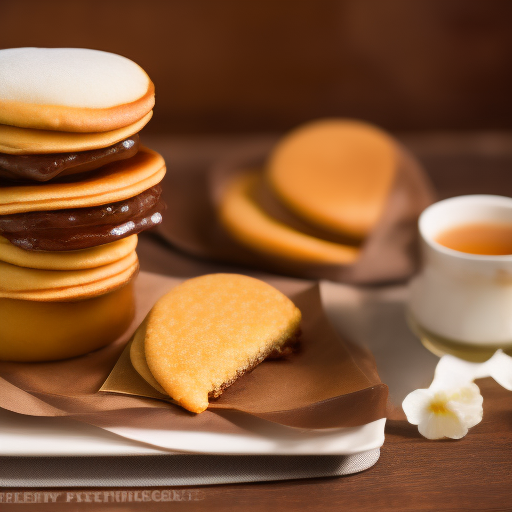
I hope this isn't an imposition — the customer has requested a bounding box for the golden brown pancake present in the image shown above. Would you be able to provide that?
[0,86,154,134]
[267,119,397,238]
[0,234,137,270]
[219,171,360,264]
[0,112,152,155]
[0,47,157,363]
[0,250,138,301]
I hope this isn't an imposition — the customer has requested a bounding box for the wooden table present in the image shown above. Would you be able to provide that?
[2,134,512,511]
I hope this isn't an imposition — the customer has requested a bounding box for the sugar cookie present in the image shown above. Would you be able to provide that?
[130,319,167,395]
[143,274,302,413]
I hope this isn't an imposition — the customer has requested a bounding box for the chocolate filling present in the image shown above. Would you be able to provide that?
[0,135,139,182]
[0,185,165,251]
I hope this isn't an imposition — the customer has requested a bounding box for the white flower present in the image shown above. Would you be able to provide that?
[402,383,483,440]
[402,349,512,440]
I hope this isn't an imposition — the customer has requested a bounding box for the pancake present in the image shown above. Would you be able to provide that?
[0,147,165,215]
[0,48,154,132]
[219,171,360,264]
[0,282,135,362]
[267,119,398,239]
[0,250,138,301]
[144,273,302,414]
[0,135,139,182]
[0,186,164,251]
[0,234,137,270]
[0,111,152,155]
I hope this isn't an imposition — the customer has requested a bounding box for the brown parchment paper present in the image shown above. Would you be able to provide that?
[0,271,387,433]
[158,140,435,284]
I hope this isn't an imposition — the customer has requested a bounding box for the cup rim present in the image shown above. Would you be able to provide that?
[419,194,512,261]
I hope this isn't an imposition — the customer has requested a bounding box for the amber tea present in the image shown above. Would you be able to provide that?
[436,222,512,255]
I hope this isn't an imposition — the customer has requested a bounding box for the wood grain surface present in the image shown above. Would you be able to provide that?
[2,134,512,511]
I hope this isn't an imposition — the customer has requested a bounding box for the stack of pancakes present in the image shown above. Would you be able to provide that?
[0,48,166,362]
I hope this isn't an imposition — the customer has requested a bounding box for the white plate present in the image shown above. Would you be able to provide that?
[0,407,385,456]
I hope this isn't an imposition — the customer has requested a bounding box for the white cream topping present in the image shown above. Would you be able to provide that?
[0,48,150,108]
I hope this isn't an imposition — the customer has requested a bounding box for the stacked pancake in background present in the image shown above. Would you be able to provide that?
[0,48,166,362]
[219,119,403,265]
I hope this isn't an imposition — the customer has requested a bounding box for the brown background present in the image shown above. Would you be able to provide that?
[1,0,512,133]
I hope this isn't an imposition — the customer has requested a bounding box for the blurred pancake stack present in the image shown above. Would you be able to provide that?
[219,119,401,265]
[0,47,166,361]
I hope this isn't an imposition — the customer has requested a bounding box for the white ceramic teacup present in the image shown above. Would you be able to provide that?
[409,195,512,348]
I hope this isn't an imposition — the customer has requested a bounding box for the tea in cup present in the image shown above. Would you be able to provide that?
[409,195,512,360]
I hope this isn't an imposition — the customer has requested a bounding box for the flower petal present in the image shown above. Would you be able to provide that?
[487,350,512,391]
[431,355,476,390]
[402,389,433,425]
[418,410,468,440]
[447,383,483,429]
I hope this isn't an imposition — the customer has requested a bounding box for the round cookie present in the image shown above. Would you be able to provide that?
[144,273,302,414]
[0,147,165,214]
[0,234,137,270]
[219,171,360,264]
[0,282,135,362]
[0,111,152,155]
[0,251,138,301]
[267,119,398,239]
[0,48,154,133]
